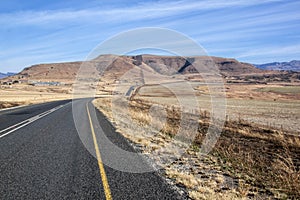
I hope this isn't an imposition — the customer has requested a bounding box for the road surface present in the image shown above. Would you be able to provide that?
[0,99,183,199]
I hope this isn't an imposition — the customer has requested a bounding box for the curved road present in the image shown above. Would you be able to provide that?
[0,99,183,199]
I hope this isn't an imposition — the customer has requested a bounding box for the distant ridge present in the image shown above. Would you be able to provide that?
[254,60,300,72]
[0,72,16,79]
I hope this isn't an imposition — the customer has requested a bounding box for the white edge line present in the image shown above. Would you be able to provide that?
[0,103,68,139]
[0,104,27,112]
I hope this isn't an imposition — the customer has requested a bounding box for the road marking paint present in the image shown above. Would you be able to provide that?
[86,102,112,200]
[0,103,67,139]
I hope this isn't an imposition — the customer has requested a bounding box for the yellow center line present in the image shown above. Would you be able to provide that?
[86,102,112,200]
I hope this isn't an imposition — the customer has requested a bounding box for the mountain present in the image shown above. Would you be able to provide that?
[4,55,282,83]
[254,60,300,72]
[0,72,16,79]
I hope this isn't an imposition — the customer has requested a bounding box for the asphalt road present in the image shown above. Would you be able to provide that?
[0,99,183,199]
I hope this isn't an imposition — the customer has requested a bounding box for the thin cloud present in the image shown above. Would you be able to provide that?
[237,44,300,59]
[0,0,284,26]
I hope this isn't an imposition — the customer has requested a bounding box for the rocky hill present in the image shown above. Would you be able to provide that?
[254,60,300,72]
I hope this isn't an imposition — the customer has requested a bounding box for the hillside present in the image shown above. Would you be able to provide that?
[5,62,82,83]
[94,54,265,76]
[255,60,300,72]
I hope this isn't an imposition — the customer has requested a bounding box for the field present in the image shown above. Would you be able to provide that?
[94,81,300,199]
[0,84,73,108]
[135,83,300,133]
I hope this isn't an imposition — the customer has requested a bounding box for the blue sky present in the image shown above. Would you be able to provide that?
[0,0,300,72]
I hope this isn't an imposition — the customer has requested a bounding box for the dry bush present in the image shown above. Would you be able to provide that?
[271,134,300,197]
[213,124,300,198]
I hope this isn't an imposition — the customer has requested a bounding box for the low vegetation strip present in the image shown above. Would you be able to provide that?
[255,86,300,95]
[0,101,25,109]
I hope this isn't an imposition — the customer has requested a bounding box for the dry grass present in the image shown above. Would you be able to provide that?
[212,121,300,198]
[0,84,73,109]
